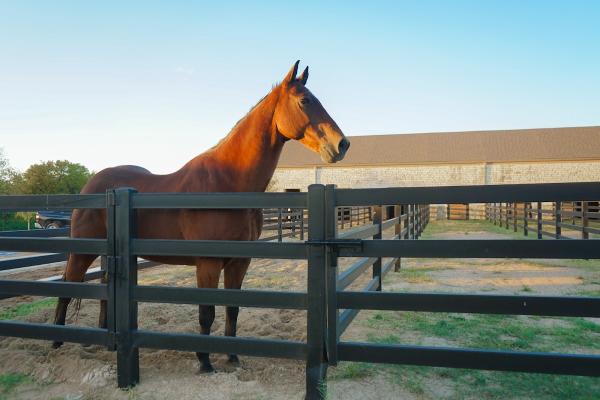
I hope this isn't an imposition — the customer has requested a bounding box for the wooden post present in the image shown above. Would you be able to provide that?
[406,204,411,239]
[523,203,528,236]
[513,202,518,232]
[114,188,139,388]
[537,201,542,239]
[394,205,402,271]
[372,206,383,291]
[277,208,283,242]
[555,201,561,239]
[306,184,328,399]
[582,201,589,240]
[300,209,305,241]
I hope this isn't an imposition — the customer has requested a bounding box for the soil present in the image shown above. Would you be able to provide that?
[1,227,598,399]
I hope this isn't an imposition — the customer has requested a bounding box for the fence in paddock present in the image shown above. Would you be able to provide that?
[485,201,600,239]
[261,206,374,241]
[1,182,599,399]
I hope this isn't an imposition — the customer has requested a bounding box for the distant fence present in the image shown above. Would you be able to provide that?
[485,201,600,239]
[261,206,374,241]
[1,183,599,399]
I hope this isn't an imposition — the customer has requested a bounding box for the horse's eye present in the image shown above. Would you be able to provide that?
[300,97,310,105]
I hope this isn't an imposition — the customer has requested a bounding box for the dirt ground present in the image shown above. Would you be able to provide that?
[1,224,599,399]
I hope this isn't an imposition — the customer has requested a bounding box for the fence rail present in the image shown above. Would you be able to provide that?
[1,182,599,399]
[485,201,600,239]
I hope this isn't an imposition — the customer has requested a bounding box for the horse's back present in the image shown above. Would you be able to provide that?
[81,165,157,194]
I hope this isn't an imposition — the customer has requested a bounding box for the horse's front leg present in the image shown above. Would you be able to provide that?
[223,258,250,365]
[195,258,223,373]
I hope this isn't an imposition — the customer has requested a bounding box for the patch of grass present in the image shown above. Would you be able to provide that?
[0,373,29,398]
[420,219,536,240]
[0,298,56,320]
[574,289,600,297]
[330,362,374,380]
[397,268,433,283]
[363,311,600,398]
[367,311,600,352]
[521,285,532,292]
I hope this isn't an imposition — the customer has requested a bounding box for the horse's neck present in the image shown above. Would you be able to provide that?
[193,89,284,192]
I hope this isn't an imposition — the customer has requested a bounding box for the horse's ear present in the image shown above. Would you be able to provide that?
[284,60,300,84]
[298,66,308,85]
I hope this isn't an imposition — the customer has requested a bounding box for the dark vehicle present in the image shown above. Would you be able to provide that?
[35,211,71,229]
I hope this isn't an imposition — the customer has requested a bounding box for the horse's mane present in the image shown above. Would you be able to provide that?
[210,83,281,150]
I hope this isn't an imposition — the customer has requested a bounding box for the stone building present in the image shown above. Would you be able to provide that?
[270,126,600,192]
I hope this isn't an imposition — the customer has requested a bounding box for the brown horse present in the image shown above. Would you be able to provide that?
[52,61,349,373]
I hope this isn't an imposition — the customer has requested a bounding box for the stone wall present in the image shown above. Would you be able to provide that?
[269,160,600,192]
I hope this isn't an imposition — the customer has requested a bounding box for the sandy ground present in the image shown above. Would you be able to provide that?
[1,227,599,399]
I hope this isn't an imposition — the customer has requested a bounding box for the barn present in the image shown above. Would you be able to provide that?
[270,126,600,192]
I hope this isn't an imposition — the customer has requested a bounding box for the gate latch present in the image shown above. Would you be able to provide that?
[306,239,363,255]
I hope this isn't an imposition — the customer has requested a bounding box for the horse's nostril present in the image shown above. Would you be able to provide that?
[338,138,350,154]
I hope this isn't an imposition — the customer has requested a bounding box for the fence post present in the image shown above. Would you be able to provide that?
[537,201,542,239]
[324,185,338,367]
[394,205,402,271]
[419,205,422,234]
[582,201,589,240]
[306,184,328,399]
[513,203,517,232]
[277,208,283,242]
[555,202,561,239]
[523,203,528,236]
[372,206,383,291]
[113,187,139,388]
[300,209,305,241]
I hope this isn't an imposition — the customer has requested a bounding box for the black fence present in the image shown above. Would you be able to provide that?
[1,182,599,399]
[486,201,600,239]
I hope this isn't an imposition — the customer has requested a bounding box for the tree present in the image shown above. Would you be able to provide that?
[0,148,21,194]
[20,160,92,194]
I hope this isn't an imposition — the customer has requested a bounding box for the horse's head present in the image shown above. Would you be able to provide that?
[274,61,350,163]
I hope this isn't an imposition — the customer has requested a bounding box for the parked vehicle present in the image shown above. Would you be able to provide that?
[35,211,71,229]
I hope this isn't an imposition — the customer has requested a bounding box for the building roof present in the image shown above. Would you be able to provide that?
[278,126,600,167]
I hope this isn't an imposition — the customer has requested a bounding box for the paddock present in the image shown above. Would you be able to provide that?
[0,182,599,399]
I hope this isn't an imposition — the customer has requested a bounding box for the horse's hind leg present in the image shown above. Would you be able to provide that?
[52,253,97,348]
[195,258,223,373]
[223,258,250,365]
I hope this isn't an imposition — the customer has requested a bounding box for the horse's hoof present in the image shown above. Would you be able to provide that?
[52,341,63,349]
[199,364,216,374]
[227,355,240,366]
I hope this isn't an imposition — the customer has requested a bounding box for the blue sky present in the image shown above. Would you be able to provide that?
[1,1,599,173]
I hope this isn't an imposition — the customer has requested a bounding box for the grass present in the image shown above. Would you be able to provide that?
[350,310,600,399]
[420,219,538,240]
[331,219,600,398]
[0,373,29,399]
[0,298,56,320]
[397,268,434,283]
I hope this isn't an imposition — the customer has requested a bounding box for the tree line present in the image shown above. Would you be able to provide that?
[0,148,93,230]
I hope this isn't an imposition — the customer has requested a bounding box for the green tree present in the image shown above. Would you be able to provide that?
[0,148,21,194]
[20,160,92,194]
